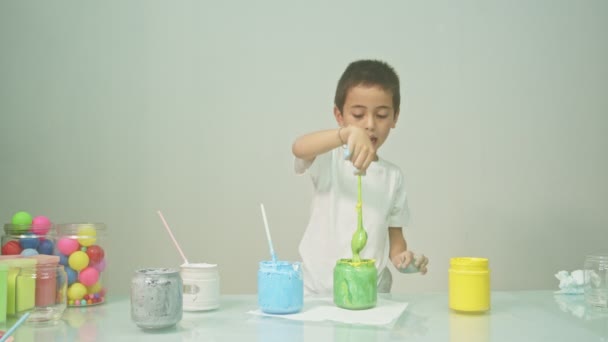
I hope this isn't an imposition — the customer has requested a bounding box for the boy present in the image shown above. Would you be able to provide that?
[292,59,428,295]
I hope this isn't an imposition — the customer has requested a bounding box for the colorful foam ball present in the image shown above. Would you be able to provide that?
[92,258,106,272]
[68,251,89,271]
[1,241,23,255]
[57,238,80,255]
[11,211,32,233]
[79,267,99,286]
[58,253,69,266]
[87,282,102,295]
[67,283,87,301]
[86,245,104,263]
[19,234,40,249]
[11,211,33,225]
[31,215,52,235]
[21,248,39,257]
[37,239,54,255]
[65,266,77,285]
[77,226,97,247]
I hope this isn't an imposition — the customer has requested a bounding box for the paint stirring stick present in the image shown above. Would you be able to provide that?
[0,311,31,342]
[260,203,277,263]
[157,210,189,265]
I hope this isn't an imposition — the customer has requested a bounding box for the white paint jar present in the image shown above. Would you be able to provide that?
[180,263,220,311]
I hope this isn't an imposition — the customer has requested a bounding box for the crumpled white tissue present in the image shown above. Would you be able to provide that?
[554,270,585,294]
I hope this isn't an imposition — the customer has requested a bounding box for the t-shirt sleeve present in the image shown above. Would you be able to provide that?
[388,170,410,228]
[294,157,313,175]
[293,151,333,190]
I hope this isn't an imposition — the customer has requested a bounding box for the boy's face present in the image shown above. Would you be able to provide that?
[334,85,399,151]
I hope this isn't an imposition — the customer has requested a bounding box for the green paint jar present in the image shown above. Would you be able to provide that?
[333,258,377,310]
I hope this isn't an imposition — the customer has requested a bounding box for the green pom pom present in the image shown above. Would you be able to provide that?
[11,211,32,233]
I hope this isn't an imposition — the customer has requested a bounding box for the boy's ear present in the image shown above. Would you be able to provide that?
[392,109,400,128]
[333,106,345,126]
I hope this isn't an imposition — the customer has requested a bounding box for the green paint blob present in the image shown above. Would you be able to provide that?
[333,258,377,310]
[351,175,367,262]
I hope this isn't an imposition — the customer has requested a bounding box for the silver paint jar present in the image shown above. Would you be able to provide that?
[130,268,183,329]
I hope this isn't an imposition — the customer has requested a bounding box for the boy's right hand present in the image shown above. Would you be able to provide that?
[343,126,376,173]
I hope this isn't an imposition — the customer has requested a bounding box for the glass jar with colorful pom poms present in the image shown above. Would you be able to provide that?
[55,223,107,306]
[2,211,55,257]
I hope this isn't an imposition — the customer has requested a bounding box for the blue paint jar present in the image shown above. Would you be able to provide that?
[257,261,303,314]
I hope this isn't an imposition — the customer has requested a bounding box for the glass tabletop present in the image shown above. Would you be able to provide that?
[1,291,606,341]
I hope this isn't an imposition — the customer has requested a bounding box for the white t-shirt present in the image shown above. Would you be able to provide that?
[295,147,410,295]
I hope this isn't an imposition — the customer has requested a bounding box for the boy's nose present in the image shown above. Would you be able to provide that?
[365,116,376,130]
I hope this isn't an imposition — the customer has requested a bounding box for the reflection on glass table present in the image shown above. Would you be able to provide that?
[1,291,607,341]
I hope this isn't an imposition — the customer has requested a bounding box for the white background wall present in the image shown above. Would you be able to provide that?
[1,1,606,296]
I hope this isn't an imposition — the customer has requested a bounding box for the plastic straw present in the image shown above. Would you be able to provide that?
[157,210,189,265]
[0,311,31,342]
[260,203,277,262]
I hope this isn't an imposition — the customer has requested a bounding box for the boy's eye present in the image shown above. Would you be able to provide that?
[352,113,364,119]
[376,110,391,119]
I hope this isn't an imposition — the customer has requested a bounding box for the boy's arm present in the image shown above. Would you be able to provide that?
[292,128,345,161]
[292,126,376,171]
[389,227,428,274]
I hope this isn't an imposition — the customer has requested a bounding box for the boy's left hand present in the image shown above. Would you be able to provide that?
[391,251,429,275]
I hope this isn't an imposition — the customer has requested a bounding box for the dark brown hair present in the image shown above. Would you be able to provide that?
[334,59,400,113]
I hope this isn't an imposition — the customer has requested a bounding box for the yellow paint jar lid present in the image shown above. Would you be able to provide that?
[450,257,489,272]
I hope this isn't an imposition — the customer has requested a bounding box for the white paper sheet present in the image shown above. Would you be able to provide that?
[248,297,408,326]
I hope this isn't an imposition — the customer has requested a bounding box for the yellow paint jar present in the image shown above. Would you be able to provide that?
[449,257,490,312]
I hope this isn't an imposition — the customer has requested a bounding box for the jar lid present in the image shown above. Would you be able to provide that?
[135,268,179,276]
[27,255,60,265]
[450,257,489,269]
[585,252,608,262]
[3,223,39,235]
[55,223,106,235]
[181,262,217,269]
[0,258,37,268]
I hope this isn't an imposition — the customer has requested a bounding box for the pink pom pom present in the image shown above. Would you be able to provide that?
[57,238,80,255]
[31,216,52,235]
[92,258,106,272]
[79,267,100,287]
